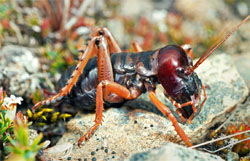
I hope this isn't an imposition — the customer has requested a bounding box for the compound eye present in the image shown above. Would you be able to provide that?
[176,68,185,76]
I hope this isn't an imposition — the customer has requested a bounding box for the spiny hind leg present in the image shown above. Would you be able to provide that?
[94,27,145,53]
[78,37,142,145]
[32,27,120,111]
[32,37,99,110]
[76,34,114,145]
[78,80,139,146]
[92,27,121,53]
[93,27,144,53]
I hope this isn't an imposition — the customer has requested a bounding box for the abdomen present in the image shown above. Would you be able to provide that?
[57,58,99,111]
[57,51,157,111]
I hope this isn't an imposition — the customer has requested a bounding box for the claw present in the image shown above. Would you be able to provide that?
[78,136,87,147]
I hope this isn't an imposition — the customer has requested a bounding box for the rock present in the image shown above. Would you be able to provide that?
[229,95,250,124]
[44,53,248,161]
[226,151,239,161]
[126,142,224,161]
[43,142,73,159]
[232,52,250,89]
[0,45,48,98]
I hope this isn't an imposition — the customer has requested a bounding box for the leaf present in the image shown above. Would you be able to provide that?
[30,133,43,150]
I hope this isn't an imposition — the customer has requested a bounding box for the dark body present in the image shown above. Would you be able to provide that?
[57,45,202,118]
[58,50,158,111]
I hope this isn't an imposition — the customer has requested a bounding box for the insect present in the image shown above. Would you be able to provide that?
[32,16,249,147]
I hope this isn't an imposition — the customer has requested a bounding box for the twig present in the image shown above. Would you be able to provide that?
[9,21,24,43]
[62,0,70,29]
[215,114,236,134]
[202,137,250,153]
[190,130,250,149]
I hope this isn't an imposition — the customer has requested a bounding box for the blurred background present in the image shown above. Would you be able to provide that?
[0,0,249,71]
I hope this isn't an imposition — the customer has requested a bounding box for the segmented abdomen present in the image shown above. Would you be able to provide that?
[57,50,158,111]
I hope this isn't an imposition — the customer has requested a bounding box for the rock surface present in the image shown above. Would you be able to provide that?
[0,45,48,98]
[233,52,250,89]
[44,53,248,161]
[127,143,224,161]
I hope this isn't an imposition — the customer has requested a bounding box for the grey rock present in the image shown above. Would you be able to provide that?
[226,151,239,161]
[43,142,73,159]
[0,45,48,97]
[44,53,248,161]
[0,45,39,73]
[232,53,250,89]
[228,95,250,124]
[127,143,224,161]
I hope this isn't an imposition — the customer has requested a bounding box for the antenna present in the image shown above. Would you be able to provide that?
[191,15,250,72]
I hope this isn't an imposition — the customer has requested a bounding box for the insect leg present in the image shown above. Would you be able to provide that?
[131,40,143,52]
[78,80,140,146]
[78,36,141,145]
[174,101,196,124]
[148,90,192,147]
[32,37,98,110]
[167,96,187,122]
[95,36,114,85]
[76,36,114,145]
[92,27,121,53]
[199,84,207,112]
[183,85,207,124]
[171,85,207,123]
[168,95,200,123]
[180,101,196,124]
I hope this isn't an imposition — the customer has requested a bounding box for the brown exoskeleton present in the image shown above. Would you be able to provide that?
[32,16,249,147]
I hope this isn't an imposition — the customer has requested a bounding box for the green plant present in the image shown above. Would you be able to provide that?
[0,89,43,160]
[0,88,13,145]
[0,110,13,143]
[0,110,13,159]
[7,112,43,161]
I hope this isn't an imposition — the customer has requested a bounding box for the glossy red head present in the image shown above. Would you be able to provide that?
[157,45,202,119]
[156,15,249,121]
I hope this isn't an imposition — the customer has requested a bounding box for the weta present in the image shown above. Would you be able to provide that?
[32,16,249,147]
